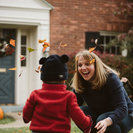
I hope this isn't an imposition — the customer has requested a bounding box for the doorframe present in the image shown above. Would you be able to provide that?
[15,28,21,104]
[15,28,30,104]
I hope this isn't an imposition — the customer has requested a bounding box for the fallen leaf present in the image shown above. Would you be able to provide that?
[8,67,16,70]
[42,47,47,53]
[35,66,41,73]
[58,42,68,49]
[38,39,46,43]
[20,55,26,61]
[10,39,15,47]
[89,59,95,64]
[88,47,96,53]
[28,47,36,53]
[35,69,39,73]
[60,43,67,47]
[18,112,21,116]
[95,39,98,45]
[42,42,50,52]
[19,70,23,77]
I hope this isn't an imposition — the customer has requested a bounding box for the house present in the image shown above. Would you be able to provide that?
[0,0,133,106]
[0,0,53,105]
[46,0,133,55]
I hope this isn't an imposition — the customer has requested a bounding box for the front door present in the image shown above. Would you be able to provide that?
[0,29,16,104]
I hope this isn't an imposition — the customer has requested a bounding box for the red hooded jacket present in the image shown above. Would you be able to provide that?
[23,83,92,133]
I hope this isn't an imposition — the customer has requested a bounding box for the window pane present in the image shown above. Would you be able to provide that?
[21,60,26,66]
[85,32,100,49]
[21,36,26,45]
[99,36,104,44]
[21,35,27,67]
[106,47,110,53]
[99,33,120,55]
[106,36,110,44]
[0,29,16,58]
[21,47,26,55]
[117,46,121,55]
[111,46,116,54]
[111,36,115,40]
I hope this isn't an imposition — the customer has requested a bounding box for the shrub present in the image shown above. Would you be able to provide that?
[108,27,133,57]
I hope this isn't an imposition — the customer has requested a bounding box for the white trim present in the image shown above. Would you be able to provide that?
[0,0,53,10]
[0,18,49,25]
[15,29,21,104]
[100,31,120,36]
[99,31,120,55]
[41,0,54,9]
[0,5,52,11]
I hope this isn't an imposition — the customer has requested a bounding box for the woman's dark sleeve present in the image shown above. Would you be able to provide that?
[107,73,128,124]
[72,89,84,106]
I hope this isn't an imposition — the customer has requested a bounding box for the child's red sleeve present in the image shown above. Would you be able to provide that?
[68,92,93,133]
[23,91,36,123]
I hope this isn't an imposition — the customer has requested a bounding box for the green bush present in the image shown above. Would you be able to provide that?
[108,27,133,57]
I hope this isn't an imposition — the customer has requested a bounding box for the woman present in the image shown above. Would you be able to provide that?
[71,50,133,133]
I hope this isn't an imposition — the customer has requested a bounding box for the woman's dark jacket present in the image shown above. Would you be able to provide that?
[73,73,133,124]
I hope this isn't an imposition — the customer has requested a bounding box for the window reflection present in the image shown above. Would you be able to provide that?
[0,29,16,58]
[21,35,27,67]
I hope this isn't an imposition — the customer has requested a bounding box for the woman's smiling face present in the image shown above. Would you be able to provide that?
[78,56,95,81]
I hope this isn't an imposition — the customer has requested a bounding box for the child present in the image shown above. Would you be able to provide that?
[23,54,92,133]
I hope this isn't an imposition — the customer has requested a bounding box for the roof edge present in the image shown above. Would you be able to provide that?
[41,0,54,9]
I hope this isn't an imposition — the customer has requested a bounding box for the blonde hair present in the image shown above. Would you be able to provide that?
[71,50,119,93]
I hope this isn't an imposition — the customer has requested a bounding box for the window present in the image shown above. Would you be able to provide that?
[99,32,120,55]
[21,35,27,66]
[0,29,16,57]
[85,31,120,55]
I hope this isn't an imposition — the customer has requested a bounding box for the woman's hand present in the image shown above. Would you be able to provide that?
[95,117,112,133]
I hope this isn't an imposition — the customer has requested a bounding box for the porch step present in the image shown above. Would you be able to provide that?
[0,105,24,113]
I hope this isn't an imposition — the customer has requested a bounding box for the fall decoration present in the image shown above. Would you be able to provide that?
[0,108,4,120]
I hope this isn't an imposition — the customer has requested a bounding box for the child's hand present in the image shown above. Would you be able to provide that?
[85,115,93,133]
[88,129,91,133]
[120,77,128,83]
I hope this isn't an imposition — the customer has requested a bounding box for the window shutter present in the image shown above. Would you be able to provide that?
[85,32,100,49]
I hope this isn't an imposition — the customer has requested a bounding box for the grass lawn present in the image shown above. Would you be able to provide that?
[0,120,133,133]
[0,115,15,125]
[0,121,82,133]
[129,129,133,133]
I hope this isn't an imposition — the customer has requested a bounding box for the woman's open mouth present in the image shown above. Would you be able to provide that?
[82,71,90,75]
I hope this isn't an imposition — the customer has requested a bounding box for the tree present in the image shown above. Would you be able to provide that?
[114,0,133,18]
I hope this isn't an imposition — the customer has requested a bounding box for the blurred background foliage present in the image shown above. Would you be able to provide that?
[114,0,133,18]
[67,50,133,101]
[108,27,133,57]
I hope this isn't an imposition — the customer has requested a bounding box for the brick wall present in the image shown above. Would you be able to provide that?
[46,0,133,55]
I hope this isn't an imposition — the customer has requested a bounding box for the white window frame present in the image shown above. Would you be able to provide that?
[100,31,120,55]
